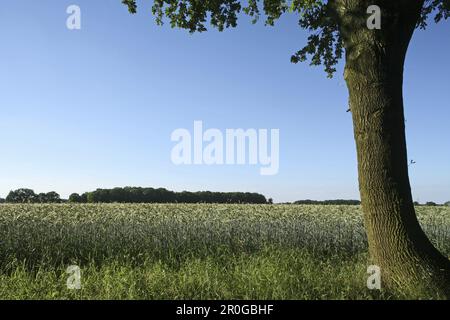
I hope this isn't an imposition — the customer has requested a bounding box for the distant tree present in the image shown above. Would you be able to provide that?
[142,187,156,202]
[86,191,97,203]
[0,198,5,204]
[46,192,61,203]
[82,187,266,204]
[426,202,438,207]
[294,199,361,205]
[80,193,88,203]
[413,201,420,206]
[294,199,316,205]
[6,188,37,203]
[36,192,61,203]
[324,199,361,205]
[156,188,176,203]
[110,187,128,203]
[86,189,113,203]
[69,193,82,203]
[445,201,450,207]
[98,189,112,203]
[37,193,47,203]
[130,187,145,203]
[268,198,273,204]
[177,191,199,203]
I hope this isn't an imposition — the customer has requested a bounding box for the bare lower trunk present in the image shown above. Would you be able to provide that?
[337,0,450,297]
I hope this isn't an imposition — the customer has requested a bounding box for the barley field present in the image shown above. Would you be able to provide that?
[0,204,449,299]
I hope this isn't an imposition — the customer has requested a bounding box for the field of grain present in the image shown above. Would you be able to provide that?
[0,204,449,299]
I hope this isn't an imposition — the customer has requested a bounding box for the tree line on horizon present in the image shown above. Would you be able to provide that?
[293,199,361,205]
[289,199,448,206]
[0,187,269,204]
[70,187,269,204]
[0,188,449,206]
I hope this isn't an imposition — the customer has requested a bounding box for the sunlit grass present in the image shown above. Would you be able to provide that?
[0,204,448,299]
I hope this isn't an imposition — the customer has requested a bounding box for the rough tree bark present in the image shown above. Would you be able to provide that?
[336,0,450,297]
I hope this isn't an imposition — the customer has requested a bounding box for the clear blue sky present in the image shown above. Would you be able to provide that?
[0,1,449,203]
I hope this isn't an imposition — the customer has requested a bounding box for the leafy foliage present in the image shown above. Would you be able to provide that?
[121,0,449,77]
[294,199,360,205]
[418,0,450,28]
[84,187,268,204]
[5,189,61,203]
[68,193,87,203]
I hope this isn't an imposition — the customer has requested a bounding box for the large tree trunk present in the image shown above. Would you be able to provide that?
[337,0,450,297]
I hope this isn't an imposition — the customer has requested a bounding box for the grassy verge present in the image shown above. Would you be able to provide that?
[1,247,400,300]
[1,204,448,299]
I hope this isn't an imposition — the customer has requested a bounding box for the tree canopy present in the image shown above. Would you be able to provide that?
[121,0,449,76]
[5,189,61,203]
[294,199,360,205]
[4,188,267,204]
[81,187,268,204]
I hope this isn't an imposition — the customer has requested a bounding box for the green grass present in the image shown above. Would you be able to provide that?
[1,248,387,300]
[0,204,449,299]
